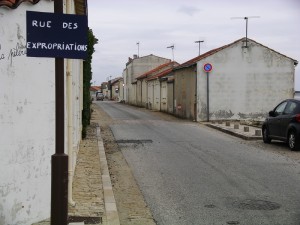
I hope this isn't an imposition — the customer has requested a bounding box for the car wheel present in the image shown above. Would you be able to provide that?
[262,127,271,144]
[288,131,299,151]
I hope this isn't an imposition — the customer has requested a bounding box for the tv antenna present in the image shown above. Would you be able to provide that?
[136,42,140,57]
[231,16,260,48]
[195,40,204,56]
[167,44,175,61]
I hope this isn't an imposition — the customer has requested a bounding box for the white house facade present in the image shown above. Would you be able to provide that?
[0,1,85,224]
[195,38,298,121]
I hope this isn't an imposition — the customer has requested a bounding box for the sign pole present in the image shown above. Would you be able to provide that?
[203,63,212,122]
[207,72,209,122]
[51,0,68,225]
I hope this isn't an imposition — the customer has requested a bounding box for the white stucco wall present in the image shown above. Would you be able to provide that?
[0,1,83,224]
[197,40,295,121]
[0,2,54,225]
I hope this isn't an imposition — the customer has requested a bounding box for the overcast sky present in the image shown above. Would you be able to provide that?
[88,0,300,90]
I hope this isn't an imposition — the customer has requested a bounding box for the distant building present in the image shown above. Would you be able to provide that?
[123,54,171,105]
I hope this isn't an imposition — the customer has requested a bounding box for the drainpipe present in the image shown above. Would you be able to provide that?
[66,0,76,207]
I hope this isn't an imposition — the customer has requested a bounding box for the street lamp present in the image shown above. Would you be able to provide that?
[122,83,125,102]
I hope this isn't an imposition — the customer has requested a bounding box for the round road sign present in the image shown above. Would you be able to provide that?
[203,63,213,72]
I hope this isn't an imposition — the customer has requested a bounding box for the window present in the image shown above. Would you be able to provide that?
[274,101,287,116]
[284,102,297,115]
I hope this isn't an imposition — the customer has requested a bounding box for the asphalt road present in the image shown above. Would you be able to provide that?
[97,101,300,225]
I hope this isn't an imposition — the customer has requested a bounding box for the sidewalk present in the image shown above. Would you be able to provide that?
[33,122,119,225]
[205,120,262,140]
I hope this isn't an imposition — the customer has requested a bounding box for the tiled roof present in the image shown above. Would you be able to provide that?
[110,77,123,85]
[0,0,40,8]
[174,37,298,70]
[147,61,180,81]
[147,68,173,81]
[90,86,100,92]
[136,61,175,80]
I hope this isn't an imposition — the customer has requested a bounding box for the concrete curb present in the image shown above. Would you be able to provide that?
[206,124,262,140]
[96,125,120,225]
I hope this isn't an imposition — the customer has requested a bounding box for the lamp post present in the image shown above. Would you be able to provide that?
[122,83,125,102]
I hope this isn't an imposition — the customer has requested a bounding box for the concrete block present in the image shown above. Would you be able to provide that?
[255,129,262,136]
[244,126,249,132]
[225,121,230,126]
[234,124,239,129]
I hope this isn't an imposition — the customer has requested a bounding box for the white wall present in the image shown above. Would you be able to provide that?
[0,2,54,225]
[197,40,295,121]
[0,1,83,224]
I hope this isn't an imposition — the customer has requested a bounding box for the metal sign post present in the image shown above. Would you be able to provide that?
[203,63,213,122]
[51,1,67,225]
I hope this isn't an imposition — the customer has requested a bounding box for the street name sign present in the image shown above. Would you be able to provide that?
[26,11,88,59]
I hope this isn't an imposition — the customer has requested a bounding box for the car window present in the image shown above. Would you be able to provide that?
[284,102,297,115]
[274,101,287,116]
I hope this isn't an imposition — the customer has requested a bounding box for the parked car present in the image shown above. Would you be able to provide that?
[96,92,104,101]
[262,99,300,151]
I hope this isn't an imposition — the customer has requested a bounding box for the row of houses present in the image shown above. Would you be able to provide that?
[110,37,298,122]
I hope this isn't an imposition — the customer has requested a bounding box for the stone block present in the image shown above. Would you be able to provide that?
[244,126,249,132]
[255,129,262,136]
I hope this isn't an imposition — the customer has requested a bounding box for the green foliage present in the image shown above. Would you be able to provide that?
[82,28,98,138]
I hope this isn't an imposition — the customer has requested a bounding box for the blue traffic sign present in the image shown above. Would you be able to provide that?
[203,63,213,72]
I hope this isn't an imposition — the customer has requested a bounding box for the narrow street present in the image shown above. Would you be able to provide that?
[95,101,300,225]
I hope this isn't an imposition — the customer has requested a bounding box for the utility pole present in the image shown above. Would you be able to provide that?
[231,16,260,48]
[195,40,204,56]
[167,44,174,61]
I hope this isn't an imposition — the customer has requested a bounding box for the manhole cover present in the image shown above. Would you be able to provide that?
[232,199,281,210]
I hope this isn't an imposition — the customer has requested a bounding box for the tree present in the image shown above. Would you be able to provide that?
[82,28,98,138]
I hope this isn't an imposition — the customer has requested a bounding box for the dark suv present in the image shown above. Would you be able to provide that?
[262,99,300,151]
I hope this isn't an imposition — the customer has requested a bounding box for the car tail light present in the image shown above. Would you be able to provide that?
[295,114,300,122]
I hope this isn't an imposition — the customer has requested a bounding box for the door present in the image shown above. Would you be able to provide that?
[279,101,298,138]
[268,101,288,138]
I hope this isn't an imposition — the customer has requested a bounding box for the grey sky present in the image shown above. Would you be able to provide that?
[88,0,300,89]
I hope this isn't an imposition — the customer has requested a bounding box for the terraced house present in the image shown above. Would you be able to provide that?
[122,38,298,123]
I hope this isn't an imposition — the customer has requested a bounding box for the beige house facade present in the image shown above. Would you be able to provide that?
[123,54,171,105]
